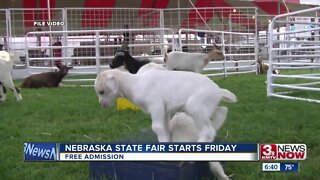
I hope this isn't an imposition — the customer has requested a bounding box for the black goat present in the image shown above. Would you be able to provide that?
[21,63,71,88]
[109,50,151,74]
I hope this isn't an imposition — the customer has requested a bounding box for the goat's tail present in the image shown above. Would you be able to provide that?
[220,88,237,103]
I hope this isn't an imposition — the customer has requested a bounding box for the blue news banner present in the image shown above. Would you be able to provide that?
[24,142,258,161]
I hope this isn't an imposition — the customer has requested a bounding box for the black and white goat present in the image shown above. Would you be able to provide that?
[21,63,70,88]
[110,44,166,74]
[0,50,22,102]
[109,50,151,74]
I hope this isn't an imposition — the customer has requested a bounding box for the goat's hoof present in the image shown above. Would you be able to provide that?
[0,97,6,102]
[226,173,234,180]
[16,95,23,102]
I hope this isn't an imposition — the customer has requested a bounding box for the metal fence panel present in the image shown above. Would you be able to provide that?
[267,7,320,103]
[24,28,175,84]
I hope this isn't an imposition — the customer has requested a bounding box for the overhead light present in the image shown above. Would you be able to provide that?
[268,19,271,23]
[233,9,237,13]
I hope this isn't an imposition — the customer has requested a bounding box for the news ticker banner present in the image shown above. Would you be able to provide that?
[24,142,257,161]
[24,143,306,162]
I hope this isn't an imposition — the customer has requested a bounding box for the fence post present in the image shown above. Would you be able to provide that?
[62,8,68,65]
[267,21,274,97]
[24,33,30,70]
[159,9,165,55]
[6,9,12,51]
[95,31,101,75]
[254,7,259,75]
[222,32,227,77]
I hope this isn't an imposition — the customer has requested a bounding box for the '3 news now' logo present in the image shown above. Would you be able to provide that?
[260,144,306,160]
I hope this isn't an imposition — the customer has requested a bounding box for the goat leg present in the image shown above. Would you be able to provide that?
[0,82,6,102]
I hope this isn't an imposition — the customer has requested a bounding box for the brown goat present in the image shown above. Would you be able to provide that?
[21,63,71,88]
[257,59,280,74]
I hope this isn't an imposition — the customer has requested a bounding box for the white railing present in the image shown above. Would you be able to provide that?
[4,7,260,84]
[267,6,320,103]
[25,28,175,83]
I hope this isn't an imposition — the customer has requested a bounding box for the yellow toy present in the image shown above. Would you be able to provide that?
[116,98,140,111]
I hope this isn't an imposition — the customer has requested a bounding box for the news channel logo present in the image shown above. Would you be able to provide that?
[260,144,306,160]
[24,142,57,161]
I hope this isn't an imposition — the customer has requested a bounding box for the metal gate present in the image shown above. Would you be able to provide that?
[267,7,320,103]
[7,7,259,83]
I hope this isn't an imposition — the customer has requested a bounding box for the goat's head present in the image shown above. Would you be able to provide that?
[94,70,120,108]
[257,59,263,65]
[109,50,128,69]
[110,42,129,69]
[207,44,225,61]
[56,63,70,77]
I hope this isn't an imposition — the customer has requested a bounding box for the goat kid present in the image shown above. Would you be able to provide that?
[21,63,70,88]
[110,50,166,74]
[257,59,280,74]
[0,50,22,102]
[109,60,232,179]
[110,50,151,74]
[141,58,229,180]
[165,45,224,73]
[95,69,237,143]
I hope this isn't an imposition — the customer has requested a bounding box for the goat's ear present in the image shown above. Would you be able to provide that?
[56,63,62,69]
[107,76,117,92]
[56,63,66,69]
[214,49,223,55]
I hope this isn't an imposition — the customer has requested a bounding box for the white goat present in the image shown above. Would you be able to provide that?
[100,65,234,179]
[137,58,231,180]
[0,50,22,102]
[95,69,237,143]
[165,45,224,73]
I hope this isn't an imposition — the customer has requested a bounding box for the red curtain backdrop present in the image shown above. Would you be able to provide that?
[23,0,56,28]
[138,0,170,27]
[81,0,116,27]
